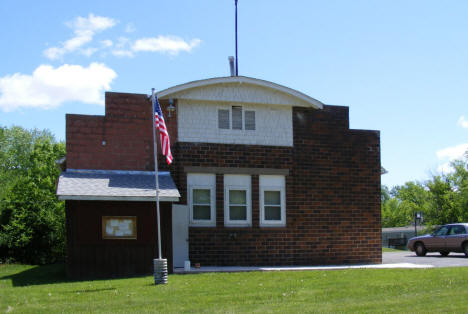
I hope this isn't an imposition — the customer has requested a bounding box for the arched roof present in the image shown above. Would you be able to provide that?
[156,76,323,109]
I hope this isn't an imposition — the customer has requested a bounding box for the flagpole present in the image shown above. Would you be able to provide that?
[151,88,162,260]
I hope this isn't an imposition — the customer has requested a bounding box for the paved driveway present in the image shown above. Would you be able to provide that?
[383,251,468,267]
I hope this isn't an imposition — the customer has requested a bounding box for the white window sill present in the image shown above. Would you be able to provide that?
[259,222,286,228]
[224,223,251,228]
[190,222,216,227]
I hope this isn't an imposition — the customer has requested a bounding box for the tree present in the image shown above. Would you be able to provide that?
[425,158,468,225]
[381,182,430,227]
[0,126,65,264]
[382,153,468,228]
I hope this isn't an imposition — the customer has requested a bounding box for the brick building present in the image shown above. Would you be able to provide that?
[57,76,381,278]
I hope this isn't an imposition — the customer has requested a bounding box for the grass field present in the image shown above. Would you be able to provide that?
[1,263,468,313]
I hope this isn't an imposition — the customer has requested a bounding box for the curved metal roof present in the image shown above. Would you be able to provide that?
[156,76,324,109]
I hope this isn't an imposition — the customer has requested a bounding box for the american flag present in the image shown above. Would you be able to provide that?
[153,96,173,165]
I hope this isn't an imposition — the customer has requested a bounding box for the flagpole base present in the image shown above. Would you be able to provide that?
[154,258,168,285]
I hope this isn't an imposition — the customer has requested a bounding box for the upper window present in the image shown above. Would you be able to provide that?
[224,175,251,227]
[245,110,256,130]
[188,173,216,227]
[232,106,243,130]
[259,175,286,227]
[218,109,230,129]
[218,106,255,131]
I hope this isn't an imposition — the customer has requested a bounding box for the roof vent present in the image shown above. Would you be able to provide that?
[228,56,235,76]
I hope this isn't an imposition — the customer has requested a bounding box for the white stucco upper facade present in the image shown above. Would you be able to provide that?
[177,99,293,146]
[157,76,323,147]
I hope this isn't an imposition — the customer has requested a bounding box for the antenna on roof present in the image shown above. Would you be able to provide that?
[235,0,239,76]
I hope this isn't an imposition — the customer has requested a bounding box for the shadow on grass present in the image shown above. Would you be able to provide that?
[0,263,68,287]
[1,263,155,287]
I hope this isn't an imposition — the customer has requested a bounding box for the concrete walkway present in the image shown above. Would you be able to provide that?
[174,251,468,274]
[174,261,432,274]
[174,252,468,274]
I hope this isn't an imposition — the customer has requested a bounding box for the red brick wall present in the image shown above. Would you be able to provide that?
[66,92,177,171]
[182,105,381,266]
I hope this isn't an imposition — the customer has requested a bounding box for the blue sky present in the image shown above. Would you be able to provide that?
[1,0,467,188]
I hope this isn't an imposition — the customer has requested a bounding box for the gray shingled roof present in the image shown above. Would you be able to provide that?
[57,169,180,202]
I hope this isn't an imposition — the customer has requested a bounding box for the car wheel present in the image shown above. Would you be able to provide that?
[439,251,449,257]
[463,243,468,257]
[415,243,427,256]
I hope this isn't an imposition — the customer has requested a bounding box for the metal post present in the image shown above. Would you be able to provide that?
[414,212,417,237]
[151,88,167,284]
[235,0,238,76]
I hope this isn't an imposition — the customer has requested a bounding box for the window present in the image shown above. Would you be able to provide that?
[264,191,281,220]
[434,226,449,236]
[259,175,286,227]
[218,109,230,129]
[232,106,243,130]
[102,216,137,239]
[217,106,255,131]
[224,175,251,226]
[245,110,255,130]
[449,225,466,235]
[188,174,216,226]
[192,189,211,220]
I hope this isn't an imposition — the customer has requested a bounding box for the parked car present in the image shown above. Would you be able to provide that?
[407,223,468,257]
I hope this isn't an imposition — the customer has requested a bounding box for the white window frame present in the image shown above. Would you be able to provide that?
[187,173,216,227]
[259,175,286,227]
[224,175,251,227]
[217,106,256,131]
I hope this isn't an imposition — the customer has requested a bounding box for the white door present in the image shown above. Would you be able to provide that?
[172,204,189,270]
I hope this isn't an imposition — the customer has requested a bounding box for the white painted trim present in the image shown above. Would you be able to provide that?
[187,173,216,227]
[259,187,286,227]
[224,175,252,227]
[188,185,216,227]
[58,195,179,202]
[157,76,324,109]
[259,175,286,227]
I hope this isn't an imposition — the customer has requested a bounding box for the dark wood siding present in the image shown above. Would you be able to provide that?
[66,200,172,279]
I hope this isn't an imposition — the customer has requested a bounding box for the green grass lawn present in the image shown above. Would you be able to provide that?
[1,263,468,313]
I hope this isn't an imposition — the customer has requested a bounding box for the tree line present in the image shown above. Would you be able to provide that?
[382,155,468,228]
[0,126,65,264]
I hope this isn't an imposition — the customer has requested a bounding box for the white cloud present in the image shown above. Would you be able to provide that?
[101,39,113,48]
[0,63,117,111]
[112,50,134,58]
[44,14,117,60]
[132,36,201,55]
[457,116,468,128]
[436,143,468,173]
[67,13,116,33]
